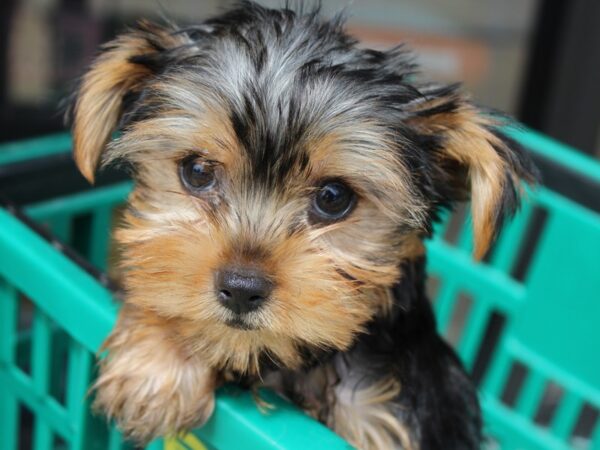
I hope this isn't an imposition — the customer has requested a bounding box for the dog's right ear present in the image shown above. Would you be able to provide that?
[405,85,538,259]
[69,22,189,183]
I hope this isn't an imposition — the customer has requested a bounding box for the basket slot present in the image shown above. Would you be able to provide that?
[470,310,507,386]
[482,349,513,398]
[445,291,471,347]
[591,421,600,450]
[427,240,526,315]
[0,280,19,450]
[16,296,35,376]
[532,381,562,428]
[431,208,452,238]
[53,435,68,450]
[434,280,459,333]
[425,275,441,304]
[0,207,117,354]
[26,182,131,222]
[88,207,113,270]
[514,369,546,418]
[500,361,528,408]
[71,207,115,272]
[45,215,74,245]
[457,298,490,372]
[569,403,599,448]
[4,364,72,439]
[456,215,474,254]
[482,394,570,450]
[551,391,582,441]
[49,330,70,407]
[508,206,549,283]
[488,201,534,274]
[32,310,53,450]
[489,359,584,445]
[24,183,128,274]
[441,203,468,246]
[18,404,35,450]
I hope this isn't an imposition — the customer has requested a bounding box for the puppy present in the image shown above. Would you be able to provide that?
[68,2,536,449]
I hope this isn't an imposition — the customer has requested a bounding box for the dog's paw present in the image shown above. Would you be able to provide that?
[93,329,217,444]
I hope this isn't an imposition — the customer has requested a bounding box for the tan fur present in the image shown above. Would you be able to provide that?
[331,376,414,450]
[94,305,217,443]
[116,205,377,373]
[95,100,424,377]
[82,82,438,440]
[104,96,243,172]
[408,98,511,259]
[436,111,505,259]
[263,358,415,450]
[72,23,191,182]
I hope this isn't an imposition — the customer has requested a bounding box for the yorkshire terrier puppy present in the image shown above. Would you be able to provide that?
[69,2,536,449]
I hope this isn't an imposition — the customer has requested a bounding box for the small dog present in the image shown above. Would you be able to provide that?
[69,3,536,449]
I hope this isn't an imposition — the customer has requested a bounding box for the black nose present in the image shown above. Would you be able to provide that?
[215,268,272,314]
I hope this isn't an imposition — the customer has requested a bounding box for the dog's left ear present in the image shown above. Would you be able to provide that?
[407,85,538,259]
[68,21,189,183]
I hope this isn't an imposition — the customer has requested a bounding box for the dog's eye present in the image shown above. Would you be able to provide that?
[179,155,216,192]
[311,180,356,222]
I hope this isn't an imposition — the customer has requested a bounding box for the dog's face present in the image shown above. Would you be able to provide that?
[70,4,535,373]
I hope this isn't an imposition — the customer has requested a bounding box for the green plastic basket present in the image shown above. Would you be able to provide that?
[0,127,599,450]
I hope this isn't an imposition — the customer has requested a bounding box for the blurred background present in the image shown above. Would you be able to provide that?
[1,3,600,450]
[1,0,600,160]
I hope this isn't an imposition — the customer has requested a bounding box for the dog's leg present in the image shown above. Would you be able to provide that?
[329,367,415,450]
[93,304,217,443]
[325,336,480,450]
[263,359,415,450]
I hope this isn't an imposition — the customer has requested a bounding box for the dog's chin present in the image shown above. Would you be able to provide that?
[224,316,258,330]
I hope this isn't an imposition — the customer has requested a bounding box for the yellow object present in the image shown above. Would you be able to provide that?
[165,433,209,450]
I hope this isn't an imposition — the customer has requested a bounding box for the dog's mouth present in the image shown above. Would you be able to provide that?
[224,315,259,330]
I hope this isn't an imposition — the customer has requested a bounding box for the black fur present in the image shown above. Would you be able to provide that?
[266,257,482,450]
[374,258,482,449]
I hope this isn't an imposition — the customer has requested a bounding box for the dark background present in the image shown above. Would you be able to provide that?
[1,0,599,160]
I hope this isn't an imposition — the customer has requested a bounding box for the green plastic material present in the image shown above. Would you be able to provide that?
[1,126,600,450]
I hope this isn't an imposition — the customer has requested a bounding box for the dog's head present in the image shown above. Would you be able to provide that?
[70,2,536,373]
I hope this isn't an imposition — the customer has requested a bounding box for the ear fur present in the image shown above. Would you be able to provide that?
[69,21,189,183]
[407,85,538,259]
